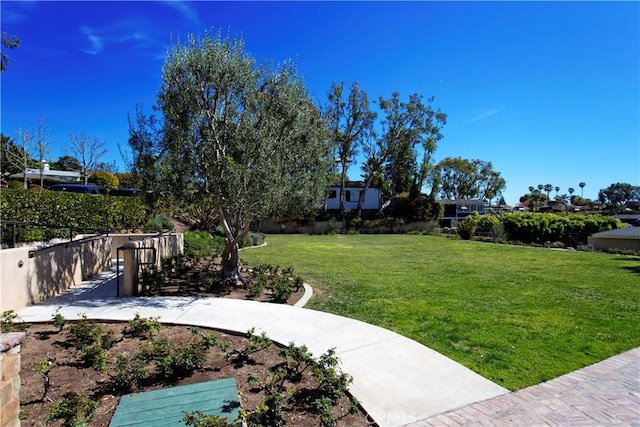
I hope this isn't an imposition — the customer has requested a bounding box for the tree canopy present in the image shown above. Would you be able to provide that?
[437,157,506,202]
[598,182,640,213]
[157,30,329,280]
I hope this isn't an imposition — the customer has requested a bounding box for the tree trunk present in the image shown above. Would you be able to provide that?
[339,164,348,234]
[221,240,243,282]
[356,173,376,219]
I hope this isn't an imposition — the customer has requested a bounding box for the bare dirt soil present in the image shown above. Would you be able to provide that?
[19,322,370,426]
[17,249,369,426]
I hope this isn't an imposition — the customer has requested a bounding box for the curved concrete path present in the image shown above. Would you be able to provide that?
[16,266,508,426]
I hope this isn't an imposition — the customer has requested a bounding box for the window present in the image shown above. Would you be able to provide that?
[345,190,360,202]
[328,190,337,199]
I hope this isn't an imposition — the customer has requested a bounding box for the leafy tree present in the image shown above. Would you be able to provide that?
[67,132,108,184]
[157,30,329,282]
[378,92,446,197]
[1,31,20,72]
[123,104,162,193]
[325,81,376,229]
[89,171,119,190]
[437,157,505,202]
[50,155,81,171]
[598,182,640,213]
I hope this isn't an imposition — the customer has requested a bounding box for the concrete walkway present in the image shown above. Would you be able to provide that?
[16,266,640,426]
[16,265,508,427]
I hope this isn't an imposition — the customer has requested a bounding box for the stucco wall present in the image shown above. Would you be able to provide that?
[587,236,640,252]
[0,236,111,313]
[120,233,184,296]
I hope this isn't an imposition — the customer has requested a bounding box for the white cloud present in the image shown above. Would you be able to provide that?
[80,26,104,55]
[161,1,200,25]
[466,108,501,123]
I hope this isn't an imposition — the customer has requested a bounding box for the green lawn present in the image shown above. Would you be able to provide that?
[240,234,640,390]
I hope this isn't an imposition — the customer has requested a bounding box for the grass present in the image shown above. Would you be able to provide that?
[240,234,640,390]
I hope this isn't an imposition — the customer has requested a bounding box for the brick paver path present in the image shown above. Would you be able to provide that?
[407,348,640,426]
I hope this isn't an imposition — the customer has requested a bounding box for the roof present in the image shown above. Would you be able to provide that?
[329,181,379,189]
[439,199,487,205]
[591,227,640,239]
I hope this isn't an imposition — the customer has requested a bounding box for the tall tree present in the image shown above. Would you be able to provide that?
[378,92,446,197]
[325,81,376,230]
[10,129,35,188]
[1,31,20,72]
[157,30,329,282]
[1,134,30,184]
[34,117,51,187]
[579,181,586,197]
[543,184,553,204]
[67,132,108,184]
[50,155,81,171]
[437,157,505,201]
[123,104,162,193]
[598,183,640,214]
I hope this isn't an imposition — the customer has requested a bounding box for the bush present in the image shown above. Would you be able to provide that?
[90,171,119,190]
[0,188,148,242]
[144,213,174,232]
[46,393,98,427]
[456,217,477,240]
[184,231,225,262]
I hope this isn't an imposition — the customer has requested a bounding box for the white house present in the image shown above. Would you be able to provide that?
[325,181,382,211]
[9,162,81,185]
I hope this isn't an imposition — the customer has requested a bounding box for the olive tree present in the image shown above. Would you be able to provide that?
[157,31,329,282]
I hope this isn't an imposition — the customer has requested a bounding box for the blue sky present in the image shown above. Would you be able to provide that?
[2,1,638,205]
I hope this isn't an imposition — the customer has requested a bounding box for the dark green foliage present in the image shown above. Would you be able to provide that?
[68,316,104,350]
[500,212,624,245]
[241,232,265,248]
[1,310,18,333]
[184,231,225,262]
[224,328,273,367]
[113,354,148,391]
[125,313,161,339]
[139,265,168,294]
[144,213,174,232]
[45,392,98,427]
[51,307,67,331]
[270,276,293,303]
[0,188,148,243]
[456,217,477,240]
[182,411,234,427]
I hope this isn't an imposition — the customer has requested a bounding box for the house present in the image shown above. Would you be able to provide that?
[9,162,81,186]
[325,181,382,212]
[439,199,487,227]
[587,227,640,252]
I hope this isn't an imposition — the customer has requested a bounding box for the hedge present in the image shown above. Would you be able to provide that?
[499,212,624,245]
[1,188,148,243]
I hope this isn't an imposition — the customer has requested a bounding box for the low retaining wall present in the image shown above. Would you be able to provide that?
[0,233,184,312]
[0,236,111,313]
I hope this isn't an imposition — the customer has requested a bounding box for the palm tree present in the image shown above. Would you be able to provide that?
[579,182,585,197]
[544,184,553,203]
[568,187,575,206]
[554,186,560,197]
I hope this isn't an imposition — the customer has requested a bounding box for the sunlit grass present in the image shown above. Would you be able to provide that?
[240,234,640,390]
